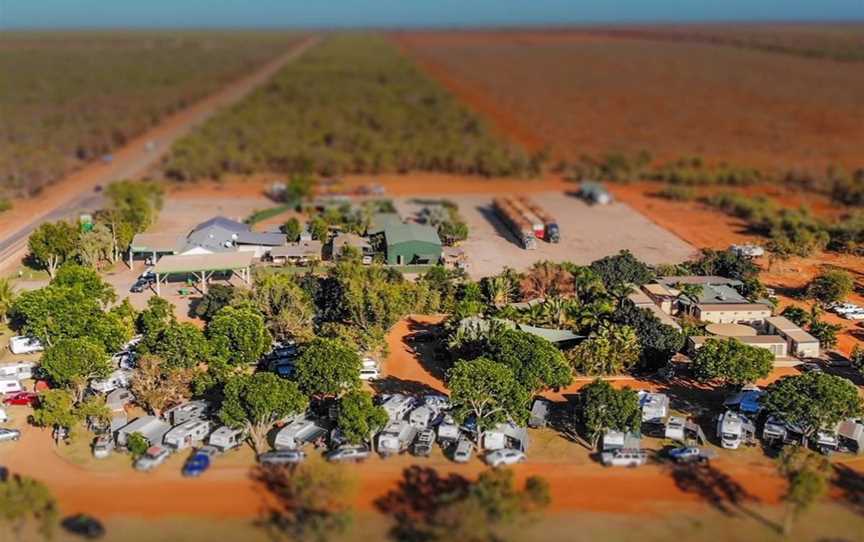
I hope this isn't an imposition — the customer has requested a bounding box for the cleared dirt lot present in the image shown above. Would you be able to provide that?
[397,191,696,278]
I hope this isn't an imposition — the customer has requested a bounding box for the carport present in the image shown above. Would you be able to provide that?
[128,233,185,267]
[151,252,254,296]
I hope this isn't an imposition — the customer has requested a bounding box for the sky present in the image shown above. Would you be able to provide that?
[1,0,863,29]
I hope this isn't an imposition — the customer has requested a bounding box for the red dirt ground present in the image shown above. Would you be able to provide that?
[395,30,864,172]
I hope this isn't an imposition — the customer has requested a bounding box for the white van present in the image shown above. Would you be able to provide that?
[9,336,43,355]
[0,379,23,394]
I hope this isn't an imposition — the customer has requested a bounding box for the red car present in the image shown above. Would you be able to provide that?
[4,392,39,407]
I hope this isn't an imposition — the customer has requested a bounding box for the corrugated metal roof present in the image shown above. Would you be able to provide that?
[153,252,254,274]
[190,216,247,234]
[385,222,441,247]
[235,231,286,246]
[367,213,402,235]
[765,316,820,344]
[698,303,772,312]
[130,233,185,253]
[271,240,323,258]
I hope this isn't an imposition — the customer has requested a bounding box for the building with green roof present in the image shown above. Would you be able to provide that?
[384,222,442,266]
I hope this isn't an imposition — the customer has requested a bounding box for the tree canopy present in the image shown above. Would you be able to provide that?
[764,373,863,438]
[52,263,116,307]
[337,390,389,447]
[578,379,641,449]
[0,475,57,540]
[448,358,530,440]
[207,305,271,366]
[294,338,361,398]
[567,323,641,376]
[27,221,79,278]
[149,322,210,370]
[613,301,685,368]
[192,284,236,321]
[691,337,774,387]
[487,329,572,393]
[219,372,308,453]
[40,337,112,402]
[130,354,196,417]
[806,269,854,306]
[589,250,655,292]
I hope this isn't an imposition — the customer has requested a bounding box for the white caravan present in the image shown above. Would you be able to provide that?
[163,420,211,450]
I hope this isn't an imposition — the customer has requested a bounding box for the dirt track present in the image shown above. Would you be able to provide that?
[0,36,319,273]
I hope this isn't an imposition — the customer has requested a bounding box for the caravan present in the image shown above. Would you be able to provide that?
[274,416,328,450]
[116,416,171,448]
[380,394,416,422]
[163,420,211,450]
[716,411,755,450]
[377,420,418,456]
[208,426,245,452]
[638,391,669,425]
[89,369,133,394]
[164,400,211,425]
[0,362,35,381]
[0,379,23,395]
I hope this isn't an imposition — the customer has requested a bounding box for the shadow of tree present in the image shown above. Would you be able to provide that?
[833,464,864,516]
[375,465,469,542]
[403,317,449,382]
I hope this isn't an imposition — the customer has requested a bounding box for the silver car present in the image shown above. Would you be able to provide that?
[0,428,20,443]
[258,449,306,465]
[452,438,473,463]
[326,445,370,463]
[485,448,525,467]
[134,446,172,471]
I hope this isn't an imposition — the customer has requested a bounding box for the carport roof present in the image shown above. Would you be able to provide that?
[152,252,254,274]
[130,233,185,253]
[385,222,441,246]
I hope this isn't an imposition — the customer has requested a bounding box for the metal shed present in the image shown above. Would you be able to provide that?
[384,223,442,266]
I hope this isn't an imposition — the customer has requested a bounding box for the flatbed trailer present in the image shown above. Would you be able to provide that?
[493,198,537,250]
[516,196,560,243]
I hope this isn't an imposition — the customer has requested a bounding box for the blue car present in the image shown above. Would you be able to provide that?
[182,452,210,477]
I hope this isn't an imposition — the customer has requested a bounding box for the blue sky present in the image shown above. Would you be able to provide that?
[1,0,863,29]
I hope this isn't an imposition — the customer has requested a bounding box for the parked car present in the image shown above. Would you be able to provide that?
[799,362,823,373]
[8,336,43,355]
[61,514,105,539]
[92,435,114,459]
[182,451,211,477]
[452,438,473,463]
[258,449,306,465]
[667,447,711,464]
[0,428,21,443]
[134,446,172,471]
[325,445,370,463]
[3,391,38,407]
[129,277,152,293]
[359,367,380,381]
[844,311,864,321]
[601,448,648,468]
[0,407,8,423]
[412,429,435,457]
[485,448,526,468]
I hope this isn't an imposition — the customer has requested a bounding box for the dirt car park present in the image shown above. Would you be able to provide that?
[394,191,696,279]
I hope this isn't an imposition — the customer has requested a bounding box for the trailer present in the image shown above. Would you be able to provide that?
[381,394,416,422]
[116,416,171,448]
[164,400,211,426]
[274,416,328,450]
[515,196,560,243]
[507,197,546,240]
[437,415,460,443]
[638,391,669,425]
[0,362,35,381]
[163,420,211,450]
[377,420,418,456]
[208,426,246,452]
[492,198,537,250]
[90,369,133,394]
[716,410,755,450]
[408,405,436,430]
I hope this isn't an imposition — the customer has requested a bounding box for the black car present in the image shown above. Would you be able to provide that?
[62,514,105,539]
[129,277,153,293]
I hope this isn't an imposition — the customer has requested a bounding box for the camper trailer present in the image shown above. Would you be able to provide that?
[0,379,23,395]
[602,430,642,452]
[89,369,133,394]
[528,398,551,429]
[838,419,864,454]
[208,426,245,452]
[8,336,43,355]
[665,416,707,445]
[482,423,529,452]
[437,415,460,443]
[274,416,327,450]
[0,362,35,381]
[164,400,210,425]
[106,388,134,411]
[408,405,436,430]
[381,394,416,422]
[813,426,840,455]
[116,416,171,448]
[377,420,418,456]
[723,387,764,416]
[638,391,669,425]
[716,411,755,450]
[163,420,211,450]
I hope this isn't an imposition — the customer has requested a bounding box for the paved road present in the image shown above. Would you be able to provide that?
[0,36,319,268]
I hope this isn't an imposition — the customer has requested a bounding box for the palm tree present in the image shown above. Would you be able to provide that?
[482,275,516,308]
[0,278,16,325]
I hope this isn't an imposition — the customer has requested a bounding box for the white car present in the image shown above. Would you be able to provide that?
[326,445,370,463]
[134,446,172,471]
[600,448,648,468]
[0,428,21,443]
[452,438,473,463]
[485,448,526,467]
[832,303,861,315]
[9,336,43,355]
[844,311,864,321]
[359,367,380,381]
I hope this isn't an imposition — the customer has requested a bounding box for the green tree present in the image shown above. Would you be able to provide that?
[126,432,149,458]
[281,218,303,242]
[150,322,210,370]
[780,305,811,327]
[40,338,111,402]
[94,208,136,263]
[77,223,114,268]
[294,338,361,398]
[764,372,863,439]
[578,379,641,449]
[589,250,655,292]
[808,319,842,350]
[192,284,236,321]
[806,269,854,306]
[27,221,80,278]
[130,354,196,417]
[247,273,316,341]
[691,337,773,387]
[0,277,17,325]
[851,345,864,375]
[613,301,684,368]
[337,390,388,447]
[137,296,175,338]
[207,306,271,366]
[776,446,832,536]
[254,463,352,542]
[487,329,572,393]
[567,323,641,376]
[104,180,163,232]
[308,216,329,242]
[52,263,116,308]
[219,372,308,453]
[0,475,58,540]
[448,358,530,444]
[30,389,78,440]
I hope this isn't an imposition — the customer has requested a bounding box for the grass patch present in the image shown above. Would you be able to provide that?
[245,204,293,226]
